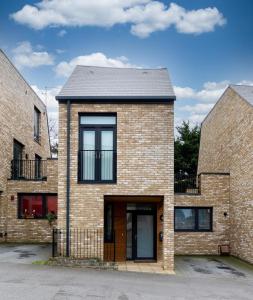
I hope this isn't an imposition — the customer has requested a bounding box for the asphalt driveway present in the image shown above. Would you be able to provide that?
[0,244,253,299]
[175,255,253,279]
[0,243,51,264]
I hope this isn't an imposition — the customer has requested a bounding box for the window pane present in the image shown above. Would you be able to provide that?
[80,116,116,125]
[105,204,113,241]
[175,208,195,230]
[82,131,95,180]
[198,208,211,230]
[34,108,40,139]
[101,131,113,180]
[31,195,43,218]
[47,195,57,216]
[20,195,43,218]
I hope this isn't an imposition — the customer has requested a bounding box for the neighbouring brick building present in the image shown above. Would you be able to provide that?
[0,50,58,242]
[198,85,253,264]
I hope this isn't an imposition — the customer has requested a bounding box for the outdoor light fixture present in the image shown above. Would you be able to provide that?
[224,212,228,217]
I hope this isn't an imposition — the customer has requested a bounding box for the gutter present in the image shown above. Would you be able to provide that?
[66,100,71,256]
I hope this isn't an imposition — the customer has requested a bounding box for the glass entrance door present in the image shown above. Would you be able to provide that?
[126,204,156,260]
[136,214,154,259]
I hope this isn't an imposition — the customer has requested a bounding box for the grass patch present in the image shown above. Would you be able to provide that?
[32,260,49,265]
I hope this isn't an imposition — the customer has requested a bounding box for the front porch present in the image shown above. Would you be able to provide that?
[104,196,164,264]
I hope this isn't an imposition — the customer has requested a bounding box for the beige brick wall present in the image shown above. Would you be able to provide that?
[3,159,58,243]
[0,50,52,240]
[175,174,230,255]
[58,102,174,270]
[198,87,253,263]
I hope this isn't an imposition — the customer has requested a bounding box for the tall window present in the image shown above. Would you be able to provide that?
[18,194,57,219]
[35,154,42,179]
[34,106,41,142]
[175,207,212,232]
[104,203,113,242]
[79,114,117,183]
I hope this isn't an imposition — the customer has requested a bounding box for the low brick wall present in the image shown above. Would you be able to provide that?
[0,158,58,243]
[175,174,230,255]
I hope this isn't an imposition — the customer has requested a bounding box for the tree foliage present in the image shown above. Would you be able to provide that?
[174,121,200,175]
[48,118,58,157]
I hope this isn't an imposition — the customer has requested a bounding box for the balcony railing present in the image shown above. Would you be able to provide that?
[78,150,116,182]
[11,159,47,181]
[174,173,199,194]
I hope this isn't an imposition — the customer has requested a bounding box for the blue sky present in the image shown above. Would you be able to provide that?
[1,0,253,127]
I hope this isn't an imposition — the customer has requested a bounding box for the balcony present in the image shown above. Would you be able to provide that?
[11,159,47,181]
[174,173,199,194]
[78,150,116,183]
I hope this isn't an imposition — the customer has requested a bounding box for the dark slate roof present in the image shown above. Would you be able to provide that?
[230,84,253,105]
[56,66,175,101]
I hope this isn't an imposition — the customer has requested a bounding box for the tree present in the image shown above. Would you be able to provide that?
[48,118,58,157]
[174,121,200,175]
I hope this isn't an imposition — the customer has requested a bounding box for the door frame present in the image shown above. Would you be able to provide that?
[127,207,157,261]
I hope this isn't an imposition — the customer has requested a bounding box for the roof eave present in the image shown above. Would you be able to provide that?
[55,95,176,102]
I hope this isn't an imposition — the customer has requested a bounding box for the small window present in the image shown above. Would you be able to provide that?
[175,207,212,232]
[80,116,116,125]
[104,203,113,242]
[34,107,41,142]
[18,194,57,219]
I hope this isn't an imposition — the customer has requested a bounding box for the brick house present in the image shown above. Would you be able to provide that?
[0,50,57,242]
[0,48,252,270]
[198,85,253,264]
[56,66,175,270]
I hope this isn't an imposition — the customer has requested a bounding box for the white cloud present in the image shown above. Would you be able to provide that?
[13,41,54,69]
[11,1,226,38]
[175,80,253,127]
[55,52,137,77]
[58,29,67,37]
[179,103,214,114]
[174,80,229,103]
[188,113,206,125]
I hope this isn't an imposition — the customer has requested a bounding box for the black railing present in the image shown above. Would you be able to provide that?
[52,228,115,262]
[11,159,47,180]
[174,173,199,194]
[78,150,116,182]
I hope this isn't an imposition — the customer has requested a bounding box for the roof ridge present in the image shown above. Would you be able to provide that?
[229,83,253,88]
[76,65,167,70]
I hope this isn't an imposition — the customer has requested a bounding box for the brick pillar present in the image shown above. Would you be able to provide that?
[163,194,174,271]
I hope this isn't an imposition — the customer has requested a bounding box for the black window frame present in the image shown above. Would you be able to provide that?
[174,207,213,232]
[34,106,41,143]
[18,193,57,219]
[104,202,114,242]
[78,113,117,184]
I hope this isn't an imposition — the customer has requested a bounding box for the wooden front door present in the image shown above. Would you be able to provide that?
[114,202,126,261]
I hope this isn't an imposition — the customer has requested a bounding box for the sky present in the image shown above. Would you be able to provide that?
[1,0,253,129]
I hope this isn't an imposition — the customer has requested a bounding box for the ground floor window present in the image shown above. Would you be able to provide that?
[104,203,113,242]
[18,194,57,219]
[174,207,212,232]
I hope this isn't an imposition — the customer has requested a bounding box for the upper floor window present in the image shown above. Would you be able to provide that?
[34,106,41,142]
[174,207,212,232]
[78,114,117,183]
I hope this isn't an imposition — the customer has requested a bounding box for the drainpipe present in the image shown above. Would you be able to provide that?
[66,100,71,257]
